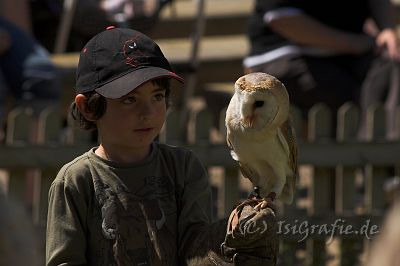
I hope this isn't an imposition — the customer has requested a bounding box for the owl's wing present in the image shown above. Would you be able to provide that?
[277,118,299,194]
[226,129,239,161]
[237,161,258,185]
[226,130,258,183]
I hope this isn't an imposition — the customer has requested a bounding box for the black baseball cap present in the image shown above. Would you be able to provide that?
[76,26,184,98]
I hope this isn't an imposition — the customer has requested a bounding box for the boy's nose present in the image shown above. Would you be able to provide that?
[139,102,155,118]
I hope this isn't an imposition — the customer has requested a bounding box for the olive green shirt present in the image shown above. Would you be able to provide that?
[46,143,214,266]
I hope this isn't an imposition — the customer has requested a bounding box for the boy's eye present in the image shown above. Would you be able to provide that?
[122,96,136,104]
[153,93,165,101]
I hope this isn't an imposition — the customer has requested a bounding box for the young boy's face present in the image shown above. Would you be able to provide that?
[96,80,167,152]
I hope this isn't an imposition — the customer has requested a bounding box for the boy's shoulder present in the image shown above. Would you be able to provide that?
[53,150,93,185]
[157,143,196,159]
[156,143,205,171]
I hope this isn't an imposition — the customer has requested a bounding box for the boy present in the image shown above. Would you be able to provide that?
[46,27,277,265]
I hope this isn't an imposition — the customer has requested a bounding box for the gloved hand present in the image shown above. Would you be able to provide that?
[221,199,279,266]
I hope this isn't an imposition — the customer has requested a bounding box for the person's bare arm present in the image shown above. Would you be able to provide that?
[369,0,400,61]
[376,29,400,61]
[267,13,375,55]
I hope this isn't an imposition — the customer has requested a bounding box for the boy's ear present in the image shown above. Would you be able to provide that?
[75,94,97,121]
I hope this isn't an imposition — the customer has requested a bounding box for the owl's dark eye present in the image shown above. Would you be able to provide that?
[254,101,264,108]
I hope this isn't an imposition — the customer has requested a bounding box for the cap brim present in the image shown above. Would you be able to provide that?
[95,67,184,99]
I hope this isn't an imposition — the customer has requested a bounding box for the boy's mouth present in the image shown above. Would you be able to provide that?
[135,127,154,132]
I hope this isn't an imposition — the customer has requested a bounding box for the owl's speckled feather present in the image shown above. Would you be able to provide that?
[236,74,281,92]
[225,72,298,204]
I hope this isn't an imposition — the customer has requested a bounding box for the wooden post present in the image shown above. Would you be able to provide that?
[308,103,335,215]
[364,105,389,213]
[5,107,31,207]
[32,108,62,226]
[192,108,213,145]
[336,102,362,265]
[336,102,358,214]
[306,103,334,265]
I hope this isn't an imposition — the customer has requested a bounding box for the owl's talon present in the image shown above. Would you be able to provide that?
[253,200,266,211]
[254,200,268,210]
[261,201,268,209]
[254,193,277,210]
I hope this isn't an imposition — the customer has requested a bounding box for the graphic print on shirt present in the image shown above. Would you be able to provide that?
[93,173,177,266]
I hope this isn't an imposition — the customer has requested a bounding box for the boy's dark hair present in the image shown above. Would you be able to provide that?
[70,78,171,130]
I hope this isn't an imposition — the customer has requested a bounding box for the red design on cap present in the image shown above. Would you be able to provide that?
[123,36,148,67]
[106,26,116,30]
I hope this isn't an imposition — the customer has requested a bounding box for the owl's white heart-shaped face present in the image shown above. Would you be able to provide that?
[228,72,290,133]
[236,89,279,130]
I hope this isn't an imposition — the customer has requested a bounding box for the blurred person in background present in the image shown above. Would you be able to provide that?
[0,16,61,142]
[30,0,173,52]
[244,0,400,139]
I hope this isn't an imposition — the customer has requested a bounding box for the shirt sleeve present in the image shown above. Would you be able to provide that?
[173,152,212,260]
[175,150,229,264]
[177,151,212,253]
[46,170,89,266]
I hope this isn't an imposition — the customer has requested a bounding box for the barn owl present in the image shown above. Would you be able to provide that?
[225,72,298,205]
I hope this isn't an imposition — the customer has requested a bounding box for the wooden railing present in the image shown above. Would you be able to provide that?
[0,101,399,265]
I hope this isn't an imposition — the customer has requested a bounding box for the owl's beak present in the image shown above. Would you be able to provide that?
[242,115,255,128]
